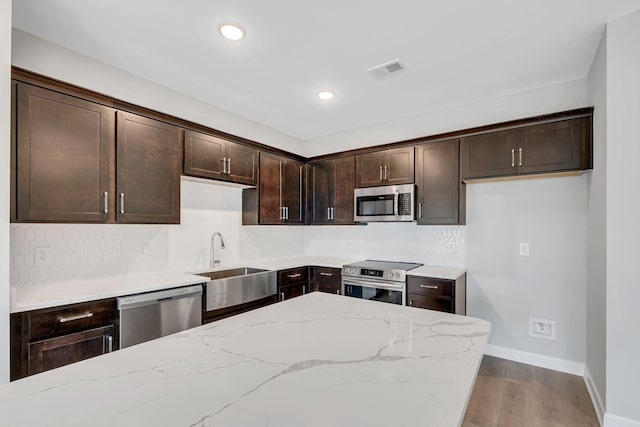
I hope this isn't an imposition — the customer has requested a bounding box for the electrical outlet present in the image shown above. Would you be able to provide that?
[529,318,556,340]
[519,243,530,256]
[137,243,148,255]
[447,241,456,252]
[34,247,52,266]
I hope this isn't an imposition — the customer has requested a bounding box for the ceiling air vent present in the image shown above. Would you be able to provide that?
[367,59,405,80]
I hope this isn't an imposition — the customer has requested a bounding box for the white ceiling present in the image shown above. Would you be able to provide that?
[11,1,639,141]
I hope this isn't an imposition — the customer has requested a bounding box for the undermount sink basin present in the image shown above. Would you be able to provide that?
[200,268,277,312]
[198,267,269,281]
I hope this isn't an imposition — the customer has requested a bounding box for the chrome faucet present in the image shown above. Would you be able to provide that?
[210,232,225,267]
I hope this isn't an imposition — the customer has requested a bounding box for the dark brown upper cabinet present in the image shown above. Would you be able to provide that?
[184,130,257,185]
[461,117,591,180]
[15,83,115,222]
[416,139,465,225]
[116,111,182,224]
[308,156,355,225]
[253,152,304,225]
[356,147,414,187]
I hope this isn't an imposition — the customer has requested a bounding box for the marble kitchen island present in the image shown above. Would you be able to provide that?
[0,293,490,427]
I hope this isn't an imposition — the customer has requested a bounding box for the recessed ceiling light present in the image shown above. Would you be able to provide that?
[317,91,334,100]
[219,23,245,41]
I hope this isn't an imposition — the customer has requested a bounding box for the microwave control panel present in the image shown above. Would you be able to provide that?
[398,193,412,216]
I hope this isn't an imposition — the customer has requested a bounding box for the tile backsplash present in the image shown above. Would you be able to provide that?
[10,177,464,288]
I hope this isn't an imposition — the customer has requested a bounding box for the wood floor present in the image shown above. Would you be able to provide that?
[462,356,599,427]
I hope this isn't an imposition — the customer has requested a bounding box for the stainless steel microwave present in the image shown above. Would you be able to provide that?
[354,184,415,222]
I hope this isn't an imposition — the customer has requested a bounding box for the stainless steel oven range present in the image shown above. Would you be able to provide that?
[341,260,422,305]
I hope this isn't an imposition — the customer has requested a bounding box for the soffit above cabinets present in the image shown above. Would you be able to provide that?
[11,0,640,141]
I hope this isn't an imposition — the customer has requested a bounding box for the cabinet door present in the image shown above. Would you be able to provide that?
[309,161,331,224]
[355,151,385,187]
[460,129,517,179]
[416,140,462,225]
[279,283,307,301]
[259,152,284,224]
[516,118,588,175]
[407,294,453,313]
[183,130,225,180]
[331,157,355,224]
[282,159,304,224]
[226,141,258,185]
[15,83,113,222]
[28,325,114,376]
[116,111,181,224]
[384,147,415,185]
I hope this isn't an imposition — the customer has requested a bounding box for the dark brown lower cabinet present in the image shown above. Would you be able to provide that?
[29,325,114,376]
[406,274,466,315]
[11,298,118,381]
[310,267,341,294]
[278,267,309,301]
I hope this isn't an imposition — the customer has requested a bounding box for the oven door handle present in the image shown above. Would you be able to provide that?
[342,278,404,291]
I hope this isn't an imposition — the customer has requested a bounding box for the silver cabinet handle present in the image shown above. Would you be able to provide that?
[409,300,414,306]
[420,284,439,289]
[280,207,285,220]
[285,206,289,220]
[327,207,331,220]
[302,285,306,295]
[329,207,334,220]
[384,165,388,181]
[221,157,227,174]
[59,312,93,323]
[418,203,423,219]
[320,272,333,277]
[287,273,302,278]
[227,158,231,174]
[103,192,108,214]
[518,148,523,167]
[280,292,285,301]
[379,166,383,181]
[511,149,515,167]
[106,335,113,353]
[119,193,125,214]
[336,290,341,295]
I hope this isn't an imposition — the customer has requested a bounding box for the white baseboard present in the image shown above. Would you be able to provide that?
[584,365,605,426]
[484,344,585,376]
[604,413,640,427]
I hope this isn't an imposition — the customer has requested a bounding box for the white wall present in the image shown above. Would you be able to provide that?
[11,29,303,156]
[605,8,640,426]
[303,78,588,157]
[586,29,607,419]
[10,179,305,288]
[465,176,588,364]
[0,0,11,384]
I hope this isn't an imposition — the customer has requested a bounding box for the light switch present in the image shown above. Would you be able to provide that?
[519,243,530,256]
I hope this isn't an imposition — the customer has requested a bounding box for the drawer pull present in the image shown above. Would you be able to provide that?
[106,335,113,353]
[59,312,94,323]
[280,292,285,301]
[409,300,414,306]
[319,272,333,277]
[420,285,439,290]
[287,273,302,278]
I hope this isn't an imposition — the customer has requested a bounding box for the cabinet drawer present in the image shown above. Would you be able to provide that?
[407,294,453,313]
[407,276,454,298]
[278,267,308,285]
[28,299,117,340]
[311,267,341,294]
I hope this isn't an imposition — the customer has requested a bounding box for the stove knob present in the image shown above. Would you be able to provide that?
[395,272,401,279]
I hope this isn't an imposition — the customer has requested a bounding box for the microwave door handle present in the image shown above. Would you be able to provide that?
[394,192,399,218]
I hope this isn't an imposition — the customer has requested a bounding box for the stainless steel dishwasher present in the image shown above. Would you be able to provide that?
[117,285,203,349]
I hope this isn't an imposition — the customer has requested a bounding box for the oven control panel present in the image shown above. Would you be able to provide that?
[360,268,383,278]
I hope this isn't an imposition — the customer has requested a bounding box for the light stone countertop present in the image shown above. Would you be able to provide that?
[408,265,467,280]
[0,293,490,427]
[12,256,465,313]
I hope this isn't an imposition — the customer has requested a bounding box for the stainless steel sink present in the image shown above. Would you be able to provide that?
[199,267,277,312]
